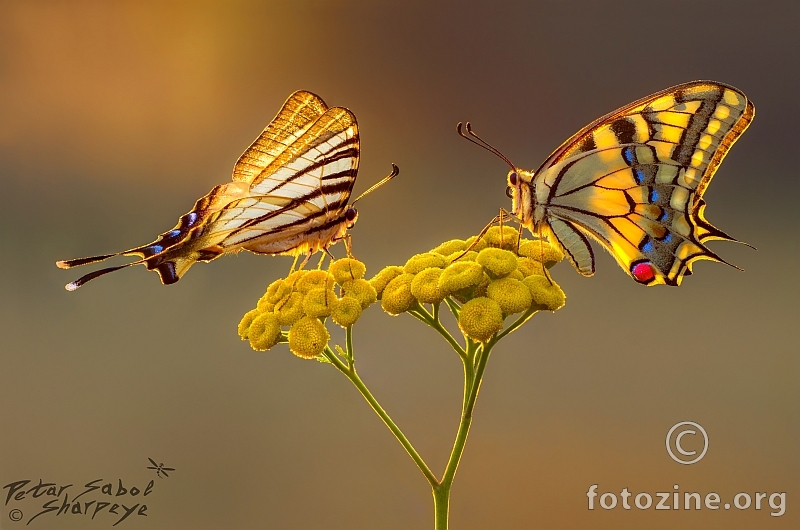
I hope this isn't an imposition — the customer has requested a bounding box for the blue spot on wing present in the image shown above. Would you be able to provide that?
[663,233,673,243]
[633,167,645,184]
[650,189,660,202]
[621,146,637,166]
[642,240,654,253]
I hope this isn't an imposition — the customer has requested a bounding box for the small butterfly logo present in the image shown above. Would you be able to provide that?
[147,457,175,478]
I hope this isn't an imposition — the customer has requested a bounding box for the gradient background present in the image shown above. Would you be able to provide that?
[1,1,797,529]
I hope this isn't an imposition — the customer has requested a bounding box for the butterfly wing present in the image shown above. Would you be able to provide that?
[58,95,359,290]
[212,106,360,253]
[232,90,329,184]
[534,81,754,286]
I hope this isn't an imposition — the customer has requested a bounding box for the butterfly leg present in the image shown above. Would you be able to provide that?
[298,252,314,271]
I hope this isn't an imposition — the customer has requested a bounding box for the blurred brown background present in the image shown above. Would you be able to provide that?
[1,1,797,529]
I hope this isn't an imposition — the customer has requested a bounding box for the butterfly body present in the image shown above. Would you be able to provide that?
[498,81,754,286]
[58,90,389,290]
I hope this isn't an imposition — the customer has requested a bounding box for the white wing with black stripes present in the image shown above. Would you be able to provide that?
[57,91,365,289]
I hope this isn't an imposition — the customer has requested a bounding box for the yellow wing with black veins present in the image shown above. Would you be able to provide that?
[536,81,754,286]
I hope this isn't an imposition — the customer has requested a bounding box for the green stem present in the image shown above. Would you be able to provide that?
[433,341,493,529]
[494,305,540,342]
[322,346,439,488]
[432,484,450,530]
[409,307,467,360]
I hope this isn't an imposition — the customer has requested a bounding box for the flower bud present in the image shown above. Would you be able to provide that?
[256,295,275,313]
[484,226,519,250]
[464,235,488,252]
[522,275,566,311]
[286,269,307,286]
[265,279,291,304]
[303,287,338,318]
[404,252,447,274]
[238,309,261,340]
[487,277,532,315]
[438,261,484,296]
[332,296,362,328]
[329,258,367,285]
[476,247,518,278]
[288,316,330,359]
[518,240,564,266]
[369,266,404,299]
[296,270,335,294]
[381,273,417,315]
[411,267,445,304]
[516,256,546,278]
[341,278,378,309]
[432,239,467,256]
[472,272,491,299]
[275,291,305,326]
[458,297,504,342]
[445,250,478,264]
[248,313,282,351]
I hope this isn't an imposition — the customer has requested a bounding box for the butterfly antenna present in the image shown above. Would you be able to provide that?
[351,163,399,205]
[456,122,516,170]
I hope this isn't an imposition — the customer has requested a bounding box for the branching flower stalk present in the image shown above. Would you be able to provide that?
[237,226,566,530]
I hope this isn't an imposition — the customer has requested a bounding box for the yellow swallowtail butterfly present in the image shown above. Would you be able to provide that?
[459,80,754,286]
[58,90,397,290]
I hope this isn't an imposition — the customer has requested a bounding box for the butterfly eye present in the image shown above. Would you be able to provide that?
[345,208,357,222]
[509,172,518,186]
[505,186,513,199]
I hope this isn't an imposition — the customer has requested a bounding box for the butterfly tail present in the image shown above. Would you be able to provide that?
[57,253,124,269]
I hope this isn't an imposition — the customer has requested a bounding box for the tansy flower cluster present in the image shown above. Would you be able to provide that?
[238,258,376,359]
[238,225,568,359]
[373,225,566,342]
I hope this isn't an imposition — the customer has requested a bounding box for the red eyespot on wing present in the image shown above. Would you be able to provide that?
[631,261,656,284]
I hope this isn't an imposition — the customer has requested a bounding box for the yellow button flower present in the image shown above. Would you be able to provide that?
[303,287,339,318]
[248,313,282,351]
[458,297,504,342]
[288,316,330,359]
[275,291,305,326]
[237,309,261,340]
[476,247,518,278]
[296,270,335,294]
[256,294,275,313]
[473,272,491,299]
[411,267,445,304]
[445,250,478,264]
[285,269,308,287]
[432,239,467,256]
[518,239,564,265]
[404,252,447,274]
[329,258,367,285]
[332,296,362,328]
[438,261,484,296]
[464,235,488,252]
[522,275,566,311]
[369,266,404,299]
[265,278,291,304]
[516,256,545,278]
[341,278,378,309]
[484,225,519,250]
[487,277,532,315]
[381,273,417,315]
